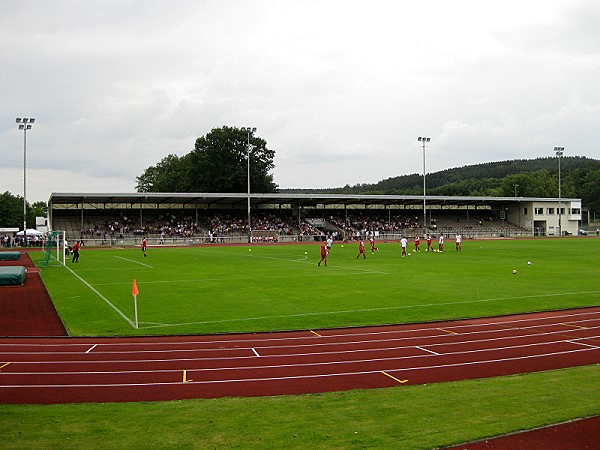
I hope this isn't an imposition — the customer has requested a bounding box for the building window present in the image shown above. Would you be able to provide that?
[571,208,581,215]
[534,207,544,215]
[523,207,528,215]
[547,208,555,215]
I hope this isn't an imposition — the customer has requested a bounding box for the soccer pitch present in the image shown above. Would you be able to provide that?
[36,238,600,336]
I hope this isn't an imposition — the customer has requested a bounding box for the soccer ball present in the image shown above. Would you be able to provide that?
[527,261,532,265]
[304,251,308,254]
[512,269,517,274]
[408,253,411,256]
[341,245,344,248]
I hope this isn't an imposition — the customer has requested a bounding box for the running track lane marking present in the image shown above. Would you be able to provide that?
[310,330,322,337]
[85,345,98,354]
[252,348,260,357]
[183,370,192,382]
[437,328,458,335]
[0,362,10,370]
[380,371,408,384]
[416,346,439,355]
[560,323,588,329]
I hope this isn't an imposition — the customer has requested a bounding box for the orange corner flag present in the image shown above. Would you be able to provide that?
[132,279,140,297]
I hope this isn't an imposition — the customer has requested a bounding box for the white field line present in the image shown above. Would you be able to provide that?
[0,310,598,350]
[64,264,135,329]
[135,290,600,330]
[0,347,597,389]
[114,256,153,269]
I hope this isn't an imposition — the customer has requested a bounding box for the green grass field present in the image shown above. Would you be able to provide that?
[36,237,600,336]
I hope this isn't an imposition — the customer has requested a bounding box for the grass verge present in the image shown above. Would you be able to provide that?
[1,365,598,449]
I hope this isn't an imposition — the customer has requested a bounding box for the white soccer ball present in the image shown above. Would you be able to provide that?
[304,251,308,254]
[512,269,517,274]
[527,261,532,265]
[408,253,411,256]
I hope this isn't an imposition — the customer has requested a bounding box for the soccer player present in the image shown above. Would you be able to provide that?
[369,235,378,254]
[400,236,408,257]
[142,237,147,258]
[318,241,328,266]
[438,233,444,252]
[426,234,433,252]
[356,239,366,259]
[414,235,421,252]
[455,233,462,251]
[71,240,80,262]
[326,235,333,251]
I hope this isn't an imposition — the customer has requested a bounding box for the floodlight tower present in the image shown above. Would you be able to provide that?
[554,146,564,236]
[16,117,35,243]
[418,137,431,234]
[242,127,257,243]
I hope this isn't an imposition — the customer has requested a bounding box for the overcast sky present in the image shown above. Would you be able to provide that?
[2,0,599,203]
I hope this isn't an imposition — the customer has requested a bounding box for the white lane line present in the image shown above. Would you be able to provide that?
[416,346,439,355]
[1,328,598,359]
[85,344,98,354]
[3,336,598,374]
[0,347,597,389]
[252,348,261,357]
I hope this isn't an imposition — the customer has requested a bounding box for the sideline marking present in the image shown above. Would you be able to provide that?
[0,362,10,370]
[183,370,193,382]
[86,344,98,354]
[114,256,153,269]
[251,348,260,357]
[380,371,408,384]
[64,265,136,329]
[559,323,587,329]
[310,330,322,337]
[438,328,458,335]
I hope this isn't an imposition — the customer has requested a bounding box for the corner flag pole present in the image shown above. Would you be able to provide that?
[132,279,140,330]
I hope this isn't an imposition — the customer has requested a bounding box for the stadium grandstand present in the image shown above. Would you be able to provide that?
[45,192,583,246]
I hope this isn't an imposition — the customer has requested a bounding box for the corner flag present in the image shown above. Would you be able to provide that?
[132,279,140,329]
[132,278,140,296]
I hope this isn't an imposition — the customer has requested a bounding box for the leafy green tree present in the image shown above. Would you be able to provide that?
[135,154,190,192]
[135,127,277,193]
[0,191,23,227]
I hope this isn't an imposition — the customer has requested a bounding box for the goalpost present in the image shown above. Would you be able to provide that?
[41,231,67,267]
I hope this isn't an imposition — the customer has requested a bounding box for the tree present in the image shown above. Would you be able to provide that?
[0,191,22,227]
[135,127,277,193]
[0,191,46,229]
[135,154,190,192]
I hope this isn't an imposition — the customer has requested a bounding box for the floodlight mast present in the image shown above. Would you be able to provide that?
[554,146,564,236]
[418,137,431,235]
[242,127,257,244]
[16,118,35,243]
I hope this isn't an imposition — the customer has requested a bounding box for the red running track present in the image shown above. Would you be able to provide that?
[0,307,599,404]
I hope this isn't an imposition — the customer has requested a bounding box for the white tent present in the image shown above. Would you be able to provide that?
[16,228,44,236]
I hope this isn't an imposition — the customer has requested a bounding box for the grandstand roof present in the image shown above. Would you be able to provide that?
[48,192,579,209]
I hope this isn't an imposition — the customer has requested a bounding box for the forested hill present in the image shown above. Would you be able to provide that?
[281,156,600,213]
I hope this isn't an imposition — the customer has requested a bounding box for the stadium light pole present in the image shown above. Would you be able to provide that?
[242,127,256,244]
[16,118,35,244]
[554,146,564,237]
[418,137,430,234]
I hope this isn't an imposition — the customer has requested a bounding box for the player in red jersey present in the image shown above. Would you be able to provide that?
[414,235,421,252]
[318,242,328,266]
[369,235,378,254]
[426,234,433,252]
[357,239,366,259]
[142,237,147,258]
